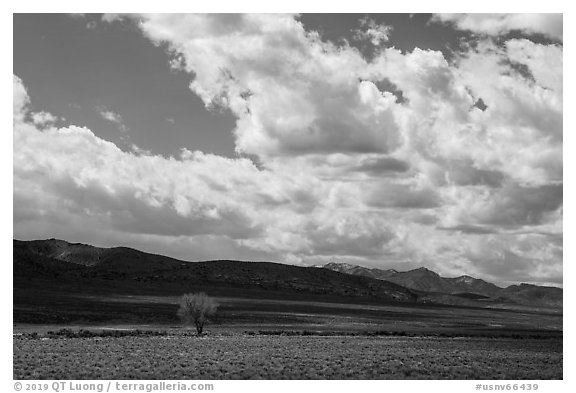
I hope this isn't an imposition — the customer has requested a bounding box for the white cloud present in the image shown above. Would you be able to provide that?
[100,110,121,123]
[14,76,323,262]
[451,40,563,185]
[364,38,562,188]
[433,13,563,41]
[96,106,128,132]
[31,111,59,126]
[13,75,29,123]
[352,17,393,46]
[505,39,563,92]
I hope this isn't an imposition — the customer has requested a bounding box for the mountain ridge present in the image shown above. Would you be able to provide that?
[320,262,561,308]
[13,239,418,304]
[13,239,562,309]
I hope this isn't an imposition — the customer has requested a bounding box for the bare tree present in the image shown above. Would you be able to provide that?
[177,292,218,335]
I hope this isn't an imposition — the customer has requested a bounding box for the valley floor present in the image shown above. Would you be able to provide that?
[13,289,563,337]
[13,333,562,379]
[13,283,563,380]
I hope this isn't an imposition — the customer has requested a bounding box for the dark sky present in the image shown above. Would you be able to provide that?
[14,13,237,158]
[299,13,468,54]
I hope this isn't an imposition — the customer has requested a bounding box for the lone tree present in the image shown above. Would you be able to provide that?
[177,292,218,335]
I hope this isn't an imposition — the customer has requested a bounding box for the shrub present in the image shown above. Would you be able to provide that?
[177,292,218,335]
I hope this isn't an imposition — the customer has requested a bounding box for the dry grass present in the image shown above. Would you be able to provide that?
[14,334,562,379]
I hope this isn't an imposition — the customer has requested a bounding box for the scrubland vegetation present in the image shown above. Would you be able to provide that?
[14,329,562,379]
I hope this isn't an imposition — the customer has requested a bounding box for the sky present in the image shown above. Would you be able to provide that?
[13,13,563,287]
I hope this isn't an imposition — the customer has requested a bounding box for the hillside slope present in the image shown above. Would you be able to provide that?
[13,239,417,303]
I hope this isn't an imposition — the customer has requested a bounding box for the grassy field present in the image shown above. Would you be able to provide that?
[13,287,563,379]
[13,332,562,379]
[13,291,563,336]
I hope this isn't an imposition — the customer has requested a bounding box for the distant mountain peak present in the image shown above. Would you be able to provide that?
[44,238,69,245]
[454,275,475,284]
[324,262,356,268]
[411,267,439,275]
[321,262,510,300]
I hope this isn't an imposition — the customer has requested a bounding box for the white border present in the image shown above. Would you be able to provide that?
[3,2,572,391]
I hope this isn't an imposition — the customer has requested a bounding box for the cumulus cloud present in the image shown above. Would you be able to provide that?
[125,14,403,159]
[464,234,563,286]
[14,13,563,286]
[365,180,442,210]
[31,111,59,126]
[352,17,393,46]
[16,118,268,241]
[365,39,562,188]
[14,76,326,263]
[13,75,29,123]
[96,106,128,132]
[98,108,122,123]
[432,13,563,41]
[444,183,562,230]
[505,39,563,92]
